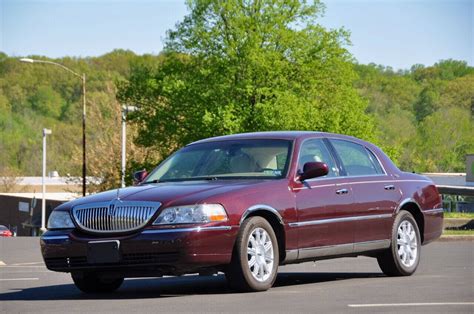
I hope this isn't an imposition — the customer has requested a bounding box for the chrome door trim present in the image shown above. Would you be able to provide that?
[297,239,391,260]
[299,243,353,259]
[353,239,391,252]
[288,213,393,228]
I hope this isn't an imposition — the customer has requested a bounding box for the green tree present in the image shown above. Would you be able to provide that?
[29,86,64,118]
[413,107,474,172]
[119,0,375,159]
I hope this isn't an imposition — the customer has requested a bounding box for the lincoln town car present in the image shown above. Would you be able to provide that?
[41,131,444,293]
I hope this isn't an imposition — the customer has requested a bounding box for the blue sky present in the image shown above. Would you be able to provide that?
[0,0,472,69]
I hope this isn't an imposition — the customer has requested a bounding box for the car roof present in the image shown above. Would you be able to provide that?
[189,131,360,145]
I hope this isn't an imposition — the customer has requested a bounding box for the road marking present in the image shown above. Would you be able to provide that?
[0,278,39,281]
[0,265,46,268]
[348,302,474,308]
[10,262,44,266]
[0,261,5,266]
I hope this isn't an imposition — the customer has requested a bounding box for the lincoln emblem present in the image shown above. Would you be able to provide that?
[108,202,116,216]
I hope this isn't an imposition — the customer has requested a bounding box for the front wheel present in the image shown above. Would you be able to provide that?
[72,272,124,293]
[377,211,421,276]
[225,216,279,292]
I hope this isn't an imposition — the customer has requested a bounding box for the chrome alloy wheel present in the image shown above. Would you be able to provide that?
[397,220,418,267]
[247,227,274,282]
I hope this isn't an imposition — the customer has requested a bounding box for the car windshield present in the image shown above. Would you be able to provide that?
[0,225,8,231]
[144,139,292,182]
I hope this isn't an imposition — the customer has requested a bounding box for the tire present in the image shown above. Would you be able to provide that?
[72,272,124,293]
[377,211,421,276]
[225,216,279,292]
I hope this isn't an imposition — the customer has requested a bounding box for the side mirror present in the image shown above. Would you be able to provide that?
[299,162,328,181]
[133,169,148,185]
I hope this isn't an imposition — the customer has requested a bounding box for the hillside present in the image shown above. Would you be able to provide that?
[0,50,472,191]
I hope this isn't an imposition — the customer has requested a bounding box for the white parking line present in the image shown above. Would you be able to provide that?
[0,278,39,281]
[348,302,474,308]
[10,262,44,266]
[0,265,45,268]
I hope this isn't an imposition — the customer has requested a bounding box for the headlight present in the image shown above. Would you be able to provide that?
[47,211,75,229]
[153,204,228,225]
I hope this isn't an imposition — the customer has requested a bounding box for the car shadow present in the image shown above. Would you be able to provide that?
[0,272,384,301]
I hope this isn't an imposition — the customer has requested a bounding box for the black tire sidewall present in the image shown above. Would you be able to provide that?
[390,211,421,275]
[238,217,279,291]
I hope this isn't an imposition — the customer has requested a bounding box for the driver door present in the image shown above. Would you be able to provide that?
[293,138,355,256]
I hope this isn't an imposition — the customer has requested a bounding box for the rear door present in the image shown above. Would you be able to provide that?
[328,139,400,245]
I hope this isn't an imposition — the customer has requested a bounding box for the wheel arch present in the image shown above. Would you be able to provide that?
[396,199,425,243]
[240,205,286,263]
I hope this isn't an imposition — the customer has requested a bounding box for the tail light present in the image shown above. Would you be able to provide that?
[1,230,12,237]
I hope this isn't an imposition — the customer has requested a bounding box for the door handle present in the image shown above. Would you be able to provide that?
[384,185,395,190]
[336,188,349,195]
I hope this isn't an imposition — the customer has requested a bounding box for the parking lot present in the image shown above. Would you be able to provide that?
[0,238,473,313]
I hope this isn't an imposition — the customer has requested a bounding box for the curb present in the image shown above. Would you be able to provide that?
[437,235,474,242]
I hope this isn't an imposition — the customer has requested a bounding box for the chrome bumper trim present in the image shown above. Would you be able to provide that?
[142,226,232,234]
[289,213,393,228]
[423,208,444,215]
[41,235,69,241]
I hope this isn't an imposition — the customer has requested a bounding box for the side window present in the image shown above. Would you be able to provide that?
[298,139,339,177]
[330,140,383,176]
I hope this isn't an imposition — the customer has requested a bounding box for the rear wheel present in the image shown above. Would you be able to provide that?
[225,216,279,292]
[377,211,421,276]
[72,272,123,293]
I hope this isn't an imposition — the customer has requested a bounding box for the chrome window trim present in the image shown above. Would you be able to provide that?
[299,173,389,185]
[240,204,284,225]
[288,213,393,228]
[141,226,232,234]
[365,146,388,175]
[293,179,431,191]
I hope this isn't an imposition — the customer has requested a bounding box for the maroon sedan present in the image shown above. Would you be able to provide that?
[41,131,443,293]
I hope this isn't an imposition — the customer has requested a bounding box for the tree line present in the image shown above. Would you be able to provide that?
[0,0,472,191]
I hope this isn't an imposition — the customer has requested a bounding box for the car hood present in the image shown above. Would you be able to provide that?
[59,180,266,210]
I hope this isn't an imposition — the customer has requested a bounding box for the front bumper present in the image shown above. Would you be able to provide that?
[41,225,238,275]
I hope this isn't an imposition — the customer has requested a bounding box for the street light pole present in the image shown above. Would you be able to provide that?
[20,58,87,196]
[121,105,138,188]
[82,74,87,196]
[42,128,52,232]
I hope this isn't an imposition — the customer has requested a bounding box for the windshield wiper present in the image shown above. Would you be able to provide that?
[142,179,160,184]
[145,176,221,183]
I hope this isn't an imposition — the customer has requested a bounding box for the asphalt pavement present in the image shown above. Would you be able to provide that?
[0,238,473,313]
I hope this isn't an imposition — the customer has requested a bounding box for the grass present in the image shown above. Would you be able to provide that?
[443,212,474,219]
[443,229,474,236]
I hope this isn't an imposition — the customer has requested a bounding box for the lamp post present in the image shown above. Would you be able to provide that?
[121,105,138,188]
[20,58,87,197]
[42,128,52,232]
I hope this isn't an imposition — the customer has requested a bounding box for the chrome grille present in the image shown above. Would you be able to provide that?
[72,201,161,233]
